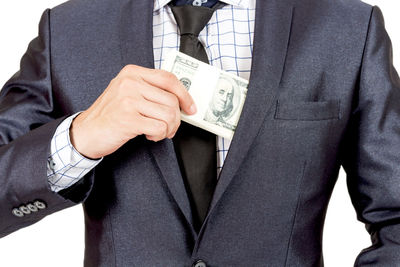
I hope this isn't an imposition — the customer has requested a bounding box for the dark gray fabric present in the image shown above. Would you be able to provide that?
[1,0,400,266]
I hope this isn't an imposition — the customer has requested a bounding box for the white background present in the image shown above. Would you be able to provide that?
[0,1,399,266]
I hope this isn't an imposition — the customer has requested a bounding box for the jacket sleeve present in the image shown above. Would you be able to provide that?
[340,6,400,266]
[0,9,95,238]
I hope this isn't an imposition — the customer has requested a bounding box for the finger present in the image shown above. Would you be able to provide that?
[143,70,196,115]
[136,116,168,141]
[122,65,196,115]
[136,100,180,137]
[139,82,180,108]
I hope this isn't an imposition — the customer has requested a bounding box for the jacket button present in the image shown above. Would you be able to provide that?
[12,208,24,217]
[193,260,207,267]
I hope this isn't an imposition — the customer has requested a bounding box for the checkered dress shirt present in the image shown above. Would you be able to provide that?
[47,0,256,192]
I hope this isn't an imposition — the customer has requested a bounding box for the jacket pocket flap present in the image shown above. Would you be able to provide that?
[274,99,340,121]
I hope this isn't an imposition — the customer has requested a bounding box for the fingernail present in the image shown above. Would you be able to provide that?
[189,104,197,114]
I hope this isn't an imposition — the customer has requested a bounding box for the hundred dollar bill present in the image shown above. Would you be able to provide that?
[162,51,248,140]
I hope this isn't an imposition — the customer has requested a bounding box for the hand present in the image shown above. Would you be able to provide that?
[69,65,196,159]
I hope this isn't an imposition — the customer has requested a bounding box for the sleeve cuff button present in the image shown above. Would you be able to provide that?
[27,203,38,212]
[12,208,24,217]
[19,205,31,215]
[34,200,47,210]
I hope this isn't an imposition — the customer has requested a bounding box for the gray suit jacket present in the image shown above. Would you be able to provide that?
[1,0,400,266]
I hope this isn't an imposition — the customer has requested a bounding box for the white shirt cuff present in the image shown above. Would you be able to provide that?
[47,112,102,192]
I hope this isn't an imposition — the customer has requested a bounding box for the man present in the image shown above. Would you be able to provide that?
[0,0,400,266]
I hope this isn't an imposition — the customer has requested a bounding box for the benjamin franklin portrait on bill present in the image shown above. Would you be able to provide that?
[203,75,240,130]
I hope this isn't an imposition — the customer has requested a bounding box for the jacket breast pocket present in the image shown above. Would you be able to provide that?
[274,99,341,121]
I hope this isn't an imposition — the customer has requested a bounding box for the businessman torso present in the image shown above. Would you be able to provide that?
[2,0,399,266]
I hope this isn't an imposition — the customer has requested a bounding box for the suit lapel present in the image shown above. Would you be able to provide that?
[205,0,295,223]
[119,0,196,235]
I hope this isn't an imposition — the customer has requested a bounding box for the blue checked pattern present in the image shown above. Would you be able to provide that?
[47,0,255,192]
[47,113,102,192]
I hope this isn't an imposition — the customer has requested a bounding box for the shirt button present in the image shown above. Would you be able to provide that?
[193,260,207,267]
[12,208,24,217]
[34,200,47,210]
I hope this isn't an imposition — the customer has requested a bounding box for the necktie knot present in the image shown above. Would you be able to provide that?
[171,5,216,37]
[170,2,224,63]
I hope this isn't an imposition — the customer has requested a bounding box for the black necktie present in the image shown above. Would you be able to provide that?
[171,2,224,231]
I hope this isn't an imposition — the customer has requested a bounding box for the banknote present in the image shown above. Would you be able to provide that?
[162,51,248,140]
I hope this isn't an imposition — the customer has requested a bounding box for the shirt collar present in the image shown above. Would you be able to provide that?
[153,0,250,12]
